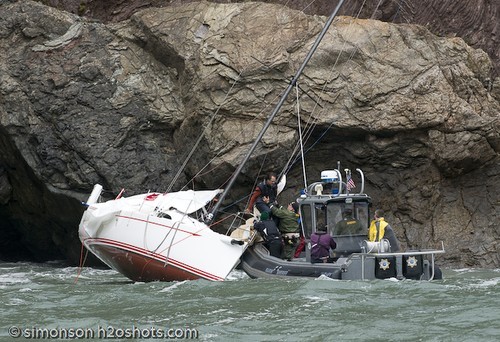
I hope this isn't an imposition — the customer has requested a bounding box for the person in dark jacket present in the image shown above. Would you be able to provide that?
[253,211,283,258]
[310,225,337,263]
[245,172,278,214]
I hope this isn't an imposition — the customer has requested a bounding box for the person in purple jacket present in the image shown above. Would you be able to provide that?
[310,225,337,263]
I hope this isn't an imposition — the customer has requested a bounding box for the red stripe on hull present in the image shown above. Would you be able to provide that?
[87,243,202,282]
[84,237,224,281]
[115,215,201,236]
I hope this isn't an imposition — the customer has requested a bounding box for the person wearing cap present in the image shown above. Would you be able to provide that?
[253,211,283,258]
[310,225,337,263]
[334,208,363,235]
[245,172,278,215]
[265,199,300,261]
[368,209,400,252]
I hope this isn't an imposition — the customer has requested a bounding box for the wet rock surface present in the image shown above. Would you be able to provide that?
[0,1,498,267]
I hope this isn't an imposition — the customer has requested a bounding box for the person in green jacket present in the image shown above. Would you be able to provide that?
[264,198,300,260]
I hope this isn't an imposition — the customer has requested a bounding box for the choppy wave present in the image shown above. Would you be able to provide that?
[1,263,499,341]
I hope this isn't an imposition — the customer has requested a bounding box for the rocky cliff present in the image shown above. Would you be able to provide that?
[0,1,498,268]
[40,0,500,79]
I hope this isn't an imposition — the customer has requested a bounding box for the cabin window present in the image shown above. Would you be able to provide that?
[353,202,370,231]
[326,202,370,236]
[301,201,370,238]
[300,204,312,238]
[314,203,327,233]
[325,204,342,234]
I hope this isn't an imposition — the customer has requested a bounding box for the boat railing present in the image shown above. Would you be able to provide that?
[355,168,365,194]
[305,167,366,197]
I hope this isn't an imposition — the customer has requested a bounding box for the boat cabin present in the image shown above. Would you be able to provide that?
[297,168,373,260]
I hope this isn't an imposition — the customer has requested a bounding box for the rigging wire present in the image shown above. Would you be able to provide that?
[171,4,315,193]
[163,0,469,233]
[165,69,244,193]
[173,0,386,214]
[173,0,327,195]
[175,0,341,195]
[177,0,426,232]
[295,81,308,189]
[179,93,281,190]
[280,0,379,180]
[73,241,89,284]
[166,0,449,199]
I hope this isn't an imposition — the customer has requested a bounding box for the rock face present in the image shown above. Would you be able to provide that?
[40,0,500,79]
[0,1,498,268]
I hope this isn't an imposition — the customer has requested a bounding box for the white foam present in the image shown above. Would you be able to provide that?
[301,295,329,308]
[226,269,250,281]
[0,272,31,285]
[385,277,400,282]
[6,298,26,306]
[315,274,338,281]
[159,280,188,292]
[214,317,236,324]
[472,277,500,288]
[453,268,476,273]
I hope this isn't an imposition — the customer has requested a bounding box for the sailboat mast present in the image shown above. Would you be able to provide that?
[208,0,345,222]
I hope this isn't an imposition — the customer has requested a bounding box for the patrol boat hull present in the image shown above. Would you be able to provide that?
[241,241,443,281]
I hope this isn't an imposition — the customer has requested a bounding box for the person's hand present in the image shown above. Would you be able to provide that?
[263,196,270,204]
[243,208,253,217]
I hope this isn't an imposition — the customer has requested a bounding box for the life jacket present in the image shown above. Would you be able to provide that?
[310,232,336,259]
[255,181,277,204]
[368,218,389,242]
[254,219,281,242]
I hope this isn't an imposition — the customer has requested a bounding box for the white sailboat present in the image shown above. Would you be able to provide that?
[79,185,253,281]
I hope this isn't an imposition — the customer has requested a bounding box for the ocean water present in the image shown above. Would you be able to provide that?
[1,261,499,341]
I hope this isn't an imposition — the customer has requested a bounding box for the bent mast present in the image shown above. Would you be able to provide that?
[208,0,345,222]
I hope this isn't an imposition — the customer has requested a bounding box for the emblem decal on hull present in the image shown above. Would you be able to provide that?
[406,256,418,268]
[379,258,390,270]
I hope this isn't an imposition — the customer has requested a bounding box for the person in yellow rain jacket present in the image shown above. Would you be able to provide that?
[368,209,400,252]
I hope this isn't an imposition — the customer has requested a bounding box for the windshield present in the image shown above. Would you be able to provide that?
[300,201,370,238]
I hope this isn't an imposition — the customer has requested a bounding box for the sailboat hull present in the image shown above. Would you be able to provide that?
[78,188,252,282]
[84,241,202,282]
